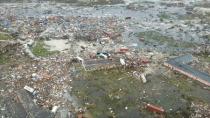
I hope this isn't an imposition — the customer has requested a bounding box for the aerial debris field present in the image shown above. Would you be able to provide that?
[0,0,210,118]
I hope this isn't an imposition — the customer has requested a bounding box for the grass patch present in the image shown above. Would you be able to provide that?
[71,68,144,117]
[196,53,210,62]
[138,31,170,43]
[163,71,210,102]
[138,31,194,48]
[202,55,210,62]
[178,14,197,21]
[206,57,210,62]
[179,12,210,24]
[0,33,13,40]
[205,34,210,42]
[0,54,9,64]
[31,41,58,57]
[158,12,171,21]
[167,75,193,92]
[72,68,210,117]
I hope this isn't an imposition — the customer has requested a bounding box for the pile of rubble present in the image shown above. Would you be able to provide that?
[191,102,210,118]
[0,45,78,117]
[0,8,125,41]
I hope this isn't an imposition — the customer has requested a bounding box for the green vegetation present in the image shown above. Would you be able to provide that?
[71,66,210,117]
[31,41,58,57]
[179,12,210,25]
[203,55,210,62]
[158,12,171,21]
[197,54,210,63]
[138,31,170,43]
[72,69,145,117]
[167,74,193,92]
[0,33,13,40]
[164,72,210,103]
[206,57,210,62]
[0,54,9,64]
[206,35,210,41]
[138,31,194,48]
[178,14,196,20]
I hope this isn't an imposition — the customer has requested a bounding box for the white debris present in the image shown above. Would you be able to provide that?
[120,58,126,65]
[24,86,35,93]
[140,73,147,83]
[51,106,59,113]
[99,53,108,59]
[32,73,37,78]
[76,56,84,62]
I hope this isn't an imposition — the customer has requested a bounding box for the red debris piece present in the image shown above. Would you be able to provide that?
[146,104,165,114]
[120,48,129,52]
[141,59,150,64]
[118,48,129,53]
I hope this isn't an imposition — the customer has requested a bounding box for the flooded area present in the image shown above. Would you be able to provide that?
[0,0,210,118]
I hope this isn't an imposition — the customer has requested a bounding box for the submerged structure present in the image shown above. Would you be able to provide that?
[164,54,210,86]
